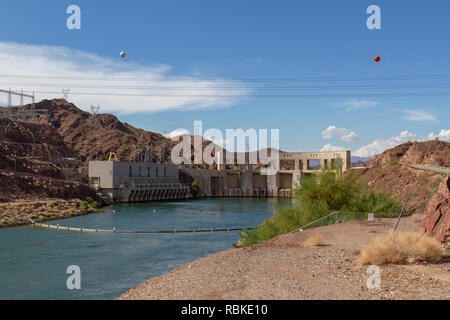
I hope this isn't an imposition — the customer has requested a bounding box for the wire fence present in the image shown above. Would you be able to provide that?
[290,211,401,234]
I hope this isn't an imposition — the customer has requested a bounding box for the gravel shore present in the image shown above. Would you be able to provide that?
[118,217,449,300]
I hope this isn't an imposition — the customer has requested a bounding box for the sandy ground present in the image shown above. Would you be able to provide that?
[118,216,450,300]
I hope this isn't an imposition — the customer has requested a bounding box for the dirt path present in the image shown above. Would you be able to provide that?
[118,217,450,300]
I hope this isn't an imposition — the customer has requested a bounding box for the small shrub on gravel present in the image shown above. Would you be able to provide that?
[359,231,443,265]
[302,234,325,248]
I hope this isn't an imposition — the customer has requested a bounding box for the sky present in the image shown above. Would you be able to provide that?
[0,0,449,157]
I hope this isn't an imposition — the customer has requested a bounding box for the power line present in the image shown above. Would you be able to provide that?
[2,73,450,82]
[20,90,450,98]
[3,82,450,90]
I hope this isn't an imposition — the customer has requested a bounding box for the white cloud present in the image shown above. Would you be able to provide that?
[320,144,346,152]
[164,129,191,139]
[428,129,450,141]
[321,125,359,141]
[0,42,250,114]
[403,109,437,122]
[341,131,359,142]
[334,99,379,112]
[353,129,450,157]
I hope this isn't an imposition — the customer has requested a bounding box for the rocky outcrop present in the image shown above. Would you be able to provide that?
[369,140,450,168]
[361,141,450,213]
[420,177,450,243]
[33,99,172,163]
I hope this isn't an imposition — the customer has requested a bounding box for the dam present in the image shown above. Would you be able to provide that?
[89,150,350,202]
[185,150,351,198]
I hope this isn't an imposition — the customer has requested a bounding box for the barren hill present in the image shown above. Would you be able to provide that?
[360,140,450,213]
[0,99,215,204]
[34,99,172,162]
[0,116,99,203]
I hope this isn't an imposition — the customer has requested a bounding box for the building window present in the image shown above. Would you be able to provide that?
[139,166,142,177]
[147,167,150,177]
[90,177,100,186]
[164,167,166,177]
[129,166,132,177]
[156,167,159,177]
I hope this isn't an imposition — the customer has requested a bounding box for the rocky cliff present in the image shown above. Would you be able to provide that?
[420,177,449,243]
[360,140,450,213]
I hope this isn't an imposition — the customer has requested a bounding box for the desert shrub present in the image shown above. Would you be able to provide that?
[239,169,402,247]
[240,201,329,246]
[294,171,361,210]
[302,234,325,248]
[389,158,399,166]
[191,180,200,198]
[90,201,99,208]
[359,231,443,265]
[342,192,401,214]
[79,202,89,211]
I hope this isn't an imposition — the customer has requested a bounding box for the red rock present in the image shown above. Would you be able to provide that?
[420,177,450,243]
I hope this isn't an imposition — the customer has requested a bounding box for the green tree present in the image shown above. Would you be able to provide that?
[191,180,200,198]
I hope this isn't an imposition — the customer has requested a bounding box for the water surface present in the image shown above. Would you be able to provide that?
[0,198,289,300]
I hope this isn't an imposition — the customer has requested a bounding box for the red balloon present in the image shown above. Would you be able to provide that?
[374,56,381,62]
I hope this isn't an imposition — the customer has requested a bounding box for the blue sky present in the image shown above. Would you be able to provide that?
[0,0,449,157]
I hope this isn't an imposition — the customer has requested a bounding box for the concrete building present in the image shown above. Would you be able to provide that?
[89,161,189,202]
[269,150,351,197]
[185,150,351,198]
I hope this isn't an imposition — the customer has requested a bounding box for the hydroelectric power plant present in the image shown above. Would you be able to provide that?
[88,150,351,203]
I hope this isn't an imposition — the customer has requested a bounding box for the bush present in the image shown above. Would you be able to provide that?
[79,202,89,211]
[389,158,399,166]
[342,192,401,214]
[294,171,362,210]
[90,201,99,209]
[191,180,200,198]
[359,231,443,265]
[240,201,329,246]
[302,234,325,248]
[239,169,402,247]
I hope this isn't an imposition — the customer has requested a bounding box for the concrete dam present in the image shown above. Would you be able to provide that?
[88,150,350,203]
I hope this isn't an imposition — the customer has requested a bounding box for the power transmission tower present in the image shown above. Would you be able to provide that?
[62,89,70,100]
[145,144,153,163]
[160,145,166,163]
[91,105,100,123]
[7,88,12,107]
[131,143,139,162]
[91,105,100,115]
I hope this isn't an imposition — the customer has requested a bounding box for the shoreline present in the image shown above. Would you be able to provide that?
[0,199,101,229]
[117,217,449,300]
[0,196,276,230]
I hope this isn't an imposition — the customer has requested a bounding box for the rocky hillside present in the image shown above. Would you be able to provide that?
[0,116,100,203]
[0,99,215,204]
[32,99,172,162]
[361,140,450,213]
[0,118,74,178]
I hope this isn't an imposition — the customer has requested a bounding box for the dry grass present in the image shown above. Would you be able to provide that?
[359,231,443,265]
[302,234,326,248]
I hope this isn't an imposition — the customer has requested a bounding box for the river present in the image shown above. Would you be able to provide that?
[0,198,289,300]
